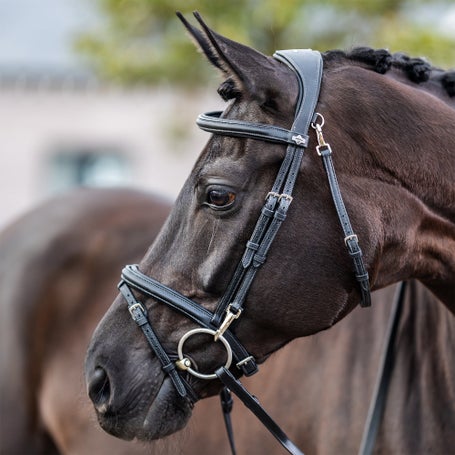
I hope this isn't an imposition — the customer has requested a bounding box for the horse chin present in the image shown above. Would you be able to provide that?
[140,377,193,440]
[96,377,192,441]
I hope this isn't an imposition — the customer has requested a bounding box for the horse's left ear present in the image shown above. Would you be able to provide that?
[177,12,285,104]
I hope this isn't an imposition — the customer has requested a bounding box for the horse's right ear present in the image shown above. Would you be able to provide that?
[177,12,278,101]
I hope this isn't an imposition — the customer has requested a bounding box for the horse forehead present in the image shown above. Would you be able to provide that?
[195,137,275,188]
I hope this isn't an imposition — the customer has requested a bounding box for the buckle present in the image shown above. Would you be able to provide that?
[344,234,358,246]
[316,143,332,156]
[265,191,280,201]
[236,355,255,369]
[278,193,293,203]
[128,302,146,319]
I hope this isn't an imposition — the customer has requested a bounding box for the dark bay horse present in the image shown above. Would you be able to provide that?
[84,14,455,454]
[0,187,428,455]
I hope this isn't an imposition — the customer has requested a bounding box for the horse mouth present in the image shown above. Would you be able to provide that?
[142,376,193,439]
[95,375,193,441]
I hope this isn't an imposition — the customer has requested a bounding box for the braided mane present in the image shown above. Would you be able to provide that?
[217,47,454,101]
[324,47,455,97]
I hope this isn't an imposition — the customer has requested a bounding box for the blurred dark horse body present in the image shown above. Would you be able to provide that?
[0,188,172,454]
[85,14,455,455]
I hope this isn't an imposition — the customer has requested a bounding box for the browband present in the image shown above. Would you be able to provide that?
[197,111,310,147]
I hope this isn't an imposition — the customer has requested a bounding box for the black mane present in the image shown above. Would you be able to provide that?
[324,47,455,97]
[442,72,455,96]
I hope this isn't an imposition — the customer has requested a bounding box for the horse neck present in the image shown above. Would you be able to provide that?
[334,67,455,216]
[387,66,455,111]
[325,67,455,308]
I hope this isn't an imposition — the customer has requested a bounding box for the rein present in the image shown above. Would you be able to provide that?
[358,281,406,455]
[118,49,372,454]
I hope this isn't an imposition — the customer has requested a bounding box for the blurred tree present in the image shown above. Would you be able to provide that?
[75,0,455,86]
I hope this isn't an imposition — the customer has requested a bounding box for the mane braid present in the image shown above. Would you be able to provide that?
[322,47,393,74]
[324,46,454,96]
[442,72,455,97]
[391,52,431,83]
[346,47,392,74]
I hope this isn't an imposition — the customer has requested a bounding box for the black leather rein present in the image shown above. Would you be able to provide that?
[117,49,371,455]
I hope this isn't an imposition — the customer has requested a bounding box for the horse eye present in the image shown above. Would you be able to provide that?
[206,189,236,208]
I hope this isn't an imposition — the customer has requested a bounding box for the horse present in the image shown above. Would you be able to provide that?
[85,13,455,454]
[0,188,173,454]
[0,186,425,455]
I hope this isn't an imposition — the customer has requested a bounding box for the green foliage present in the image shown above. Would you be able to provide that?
[371,19,455,67]
[75,0,455,86]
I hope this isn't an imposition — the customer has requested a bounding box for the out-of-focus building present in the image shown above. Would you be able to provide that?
[0,0,221,228]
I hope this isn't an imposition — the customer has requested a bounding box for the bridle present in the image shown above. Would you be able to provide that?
[118,49,372,454]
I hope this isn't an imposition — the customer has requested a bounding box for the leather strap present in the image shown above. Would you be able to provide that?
[119,282,191,399]
[273,50,323,134]
[220,387,237,455]
[211,147,297,325]
[216,367,305,455]
[318,145,371,307]
[197,111,309,147]
[358,282,406,454]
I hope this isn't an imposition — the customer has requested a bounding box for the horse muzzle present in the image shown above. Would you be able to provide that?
[85,347,193,440]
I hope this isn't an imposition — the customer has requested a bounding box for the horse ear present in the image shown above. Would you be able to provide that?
[177,12,279,101]
[176,12,226,73]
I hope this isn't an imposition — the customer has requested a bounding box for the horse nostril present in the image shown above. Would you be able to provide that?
[88,366,111,410]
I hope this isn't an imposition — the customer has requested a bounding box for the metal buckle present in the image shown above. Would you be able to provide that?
[265,191,280,201]
[128,302,146,318]
[316,143,332,156]
[344,234,358,246]
[278,193,293,203]
[236,355,255,370]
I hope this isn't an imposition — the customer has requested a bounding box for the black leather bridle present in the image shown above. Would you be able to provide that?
[118,49,372,454]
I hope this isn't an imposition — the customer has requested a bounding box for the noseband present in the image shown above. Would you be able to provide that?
[118,49,371,454]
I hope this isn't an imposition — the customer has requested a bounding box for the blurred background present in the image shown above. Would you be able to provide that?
[0,0,454,228]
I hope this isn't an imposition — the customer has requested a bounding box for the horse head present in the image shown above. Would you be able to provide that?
[85,13,455,443]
